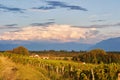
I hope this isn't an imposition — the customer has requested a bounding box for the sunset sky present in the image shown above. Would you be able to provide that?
[0,0,120,44]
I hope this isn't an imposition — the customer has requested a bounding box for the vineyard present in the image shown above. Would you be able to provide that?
[0,52,120,80]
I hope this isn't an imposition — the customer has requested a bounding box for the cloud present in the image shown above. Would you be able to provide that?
[0,24,98,42]
[48,18,55,21]
[74,22,120,29]
[0,4,25,13]
[0,26,19,30]
[91,20,106,22]
[90,22,120,28]
[32,6,56,10]
[32,1,87,11]
[30,22,55,26]
[47,1,87,11]
[4,24,18,27]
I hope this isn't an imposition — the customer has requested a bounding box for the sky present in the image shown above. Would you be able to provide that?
[0,0,120,44]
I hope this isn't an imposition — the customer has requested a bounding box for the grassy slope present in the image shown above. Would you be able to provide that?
[0,56,50,80]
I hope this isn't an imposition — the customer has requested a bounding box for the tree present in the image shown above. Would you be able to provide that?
[12,46,29,55]
[87,49,106,64]
[88,49,106,55]
[77,49,107,64]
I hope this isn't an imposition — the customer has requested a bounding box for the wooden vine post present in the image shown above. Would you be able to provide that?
[118,72,120,80]
[91,69,95,80]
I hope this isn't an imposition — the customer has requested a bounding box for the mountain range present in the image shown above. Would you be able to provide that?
[0,37,120,51]
[0,40,92,51]
[90,37,120,51]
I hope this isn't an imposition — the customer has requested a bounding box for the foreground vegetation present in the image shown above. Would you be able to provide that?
[0,46,120,80]
[0,55,49,80]
[0,53,120,80]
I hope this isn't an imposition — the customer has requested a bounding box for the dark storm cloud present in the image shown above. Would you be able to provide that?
[0,4,25,13]
[30,22,55,26]
[32,1,87,11]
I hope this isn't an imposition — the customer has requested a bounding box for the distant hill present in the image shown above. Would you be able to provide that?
[0,40,92,51]
[90,37,120,51]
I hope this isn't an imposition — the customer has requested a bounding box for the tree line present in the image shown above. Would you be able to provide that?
[72,49,120,64]
[4,46,120,63]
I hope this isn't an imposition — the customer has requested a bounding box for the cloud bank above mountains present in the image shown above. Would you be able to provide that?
[0,24,98,43]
